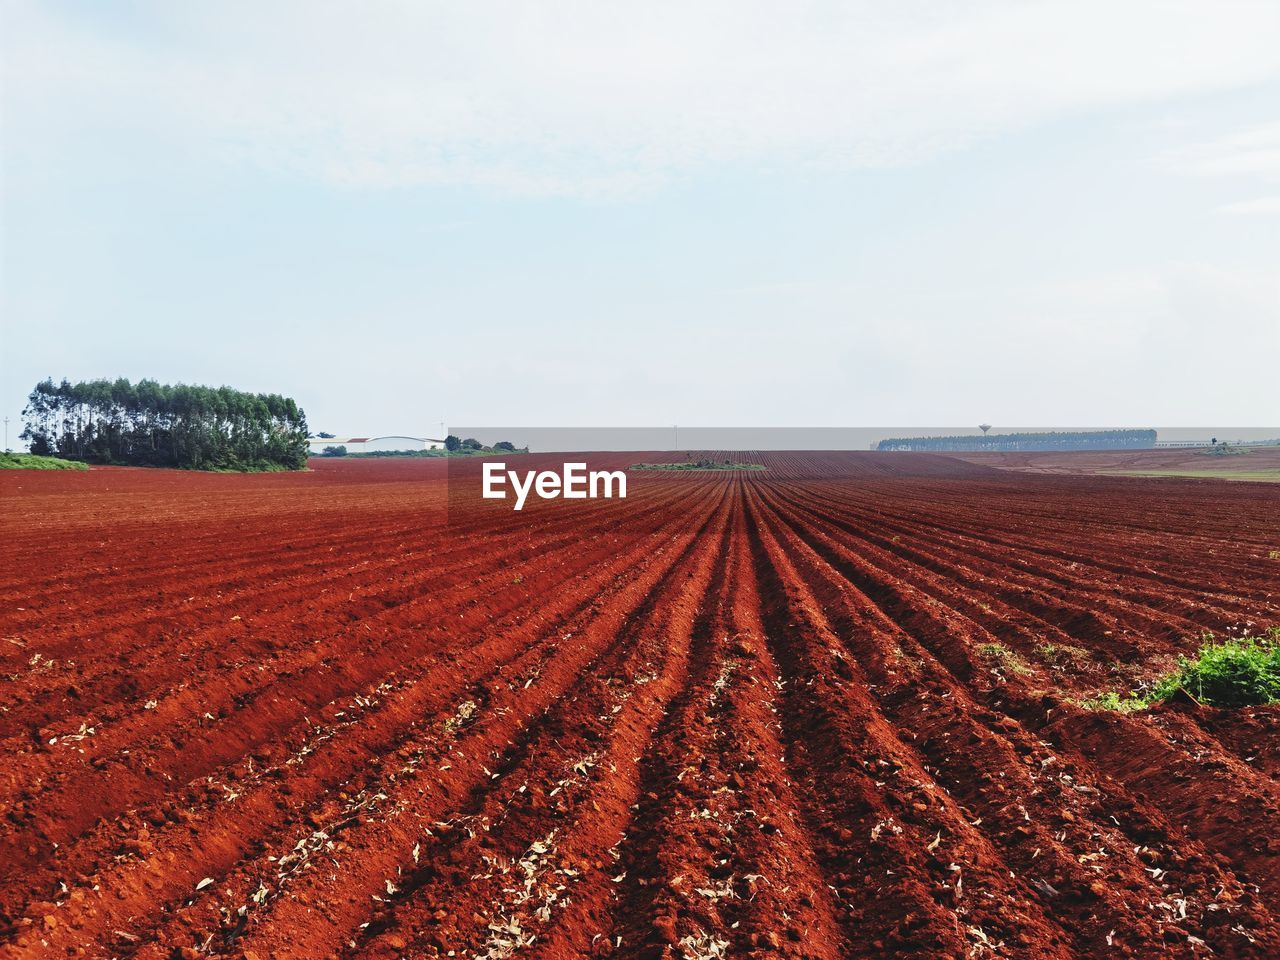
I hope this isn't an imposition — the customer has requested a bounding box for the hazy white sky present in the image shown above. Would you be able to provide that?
[3,0,1278,435]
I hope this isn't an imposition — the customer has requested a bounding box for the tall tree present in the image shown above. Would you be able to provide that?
[21,377,310,471]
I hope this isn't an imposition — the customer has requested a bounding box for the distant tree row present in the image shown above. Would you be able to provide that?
[876,429,1157,452]
[316,437,524,458]
[22,377,310,471]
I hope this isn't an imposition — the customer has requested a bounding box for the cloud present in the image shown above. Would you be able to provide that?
[931,265,1279,422]
[1165,121,1280,181]
[6,0,1280,195]
[1163,120,1280,217]
[1217,196,1280,216]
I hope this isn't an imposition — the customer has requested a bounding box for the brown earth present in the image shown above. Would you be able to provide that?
[1,453,1279,959]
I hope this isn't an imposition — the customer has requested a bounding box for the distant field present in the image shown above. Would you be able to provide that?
[1109,468,1280,482]
[958,444,1280,481]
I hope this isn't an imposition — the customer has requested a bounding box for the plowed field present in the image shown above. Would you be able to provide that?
[2,454,1279,959]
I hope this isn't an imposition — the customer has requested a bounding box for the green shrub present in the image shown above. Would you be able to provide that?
[629,459,767,472]
[1147,629,1280,707]
[0,452,89,470]
[1033,641,1089,666]
[976,641,1030,675]
[1078,691,1146,713]
[1082,628,1280,711]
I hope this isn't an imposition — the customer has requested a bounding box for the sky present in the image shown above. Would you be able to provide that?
[2,0,1279,441]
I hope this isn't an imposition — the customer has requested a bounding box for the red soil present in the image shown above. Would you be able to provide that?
[2,454,1278,959]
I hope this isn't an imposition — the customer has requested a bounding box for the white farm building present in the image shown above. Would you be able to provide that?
[307,435,445,455]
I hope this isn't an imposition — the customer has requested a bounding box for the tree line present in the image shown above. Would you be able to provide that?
[876,429,1157,452]
[445,435,518,453]
[317,437,524,457]
[22,377,310,471]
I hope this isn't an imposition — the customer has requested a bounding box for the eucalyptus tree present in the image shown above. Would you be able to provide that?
[21,377,310,470]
